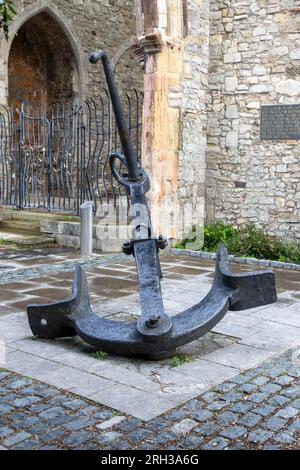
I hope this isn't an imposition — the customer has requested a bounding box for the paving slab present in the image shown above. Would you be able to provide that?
[9,337,79,358]
[5,350,63,378]
[176,358,239,383]
[200,344,275,370]
[251,304,300,328]
[212,322,259,339]
[0,320,31,343]
[240,321,300,352]
[89,384,191,421]
[37,366,114,394]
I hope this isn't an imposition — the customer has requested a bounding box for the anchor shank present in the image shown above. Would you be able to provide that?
[134,239,172,339]
[89,50,139,180]
[134,240,165,323]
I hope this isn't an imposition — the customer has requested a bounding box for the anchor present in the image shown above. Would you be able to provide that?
[27,50,277,360]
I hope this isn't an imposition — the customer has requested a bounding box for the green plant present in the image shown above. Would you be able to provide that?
[203,222,237,252]
[174,225,204,251]
[92,350,108,360]
[174,242,185,249]
[277,240,300,264]
[175,222,300,265]
[0,1,17,39]
[170,354,191,368]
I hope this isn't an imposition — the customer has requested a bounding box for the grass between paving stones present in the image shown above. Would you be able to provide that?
[175,222,300,264]
[170,355,191,368]
[92,350,109,360]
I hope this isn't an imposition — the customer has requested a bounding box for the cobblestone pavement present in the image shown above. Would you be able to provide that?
[0,348,300,450]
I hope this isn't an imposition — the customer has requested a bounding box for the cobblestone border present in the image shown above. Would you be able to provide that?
[172,248,300,272]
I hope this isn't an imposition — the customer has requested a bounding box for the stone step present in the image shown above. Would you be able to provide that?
[40,219,132,239]
[0,220,41,235]
[53,232,125,253]
[40,219,130,252]
[0,213,11,222]
[0,209,132,252]
[0,209,78,222]
[0,209,132,225]
[0,230,56,248]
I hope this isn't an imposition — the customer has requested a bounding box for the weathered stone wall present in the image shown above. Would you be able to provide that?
[207,0,300,240]
[0,0,143,105]
[140,0,210,239]
[179,0,210,236]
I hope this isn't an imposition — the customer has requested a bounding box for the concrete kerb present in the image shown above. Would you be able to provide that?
[172,248,300,272]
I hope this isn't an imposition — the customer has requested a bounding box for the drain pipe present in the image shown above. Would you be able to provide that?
[80,201,93,257]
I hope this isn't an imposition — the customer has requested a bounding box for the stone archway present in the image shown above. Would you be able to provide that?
[8,11,78,109]
[0,0,86,106]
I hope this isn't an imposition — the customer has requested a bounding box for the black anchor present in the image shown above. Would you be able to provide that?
[27,51,277,360]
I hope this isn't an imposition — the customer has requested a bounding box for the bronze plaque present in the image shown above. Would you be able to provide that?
[260,104,300,140]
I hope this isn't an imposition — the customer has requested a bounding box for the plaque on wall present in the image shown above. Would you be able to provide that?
[260,104,300,140]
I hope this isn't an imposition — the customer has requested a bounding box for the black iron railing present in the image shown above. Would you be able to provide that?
[0,90,143,214]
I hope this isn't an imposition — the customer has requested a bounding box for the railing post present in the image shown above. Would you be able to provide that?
[17,112,23,211]
[80,201,93,257]
[46,113,51,212]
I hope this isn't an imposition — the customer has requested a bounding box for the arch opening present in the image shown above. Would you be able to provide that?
[8,11,80,109]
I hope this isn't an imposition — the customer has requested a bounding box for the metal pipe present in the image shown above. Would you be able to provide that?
[89,50,139,180]
[80,201,93,257]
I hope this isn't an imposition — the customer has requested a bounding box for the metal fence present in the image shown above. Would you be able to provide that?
[0,90,143,214]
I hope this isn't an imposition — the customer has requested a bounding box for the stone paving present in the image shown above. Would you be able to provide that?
[0,245,300,449]
[0,349,300,450]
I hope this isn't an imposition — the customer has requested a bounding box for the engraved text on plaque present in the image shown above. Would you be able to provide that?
[260,105,300,140]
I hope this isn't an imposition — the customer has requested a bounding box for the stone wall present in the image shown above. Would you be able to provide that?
[0,0,143,106]
[139,0,210,240]
[179,0,210,236]
[207,0,300,240]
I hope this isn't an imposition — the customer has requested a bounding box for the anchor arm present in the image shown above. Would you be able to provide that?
[27,248,277,359]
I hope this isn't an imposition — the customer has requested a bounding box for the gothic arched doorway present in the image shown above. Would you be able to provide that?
[8,11,79,109]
